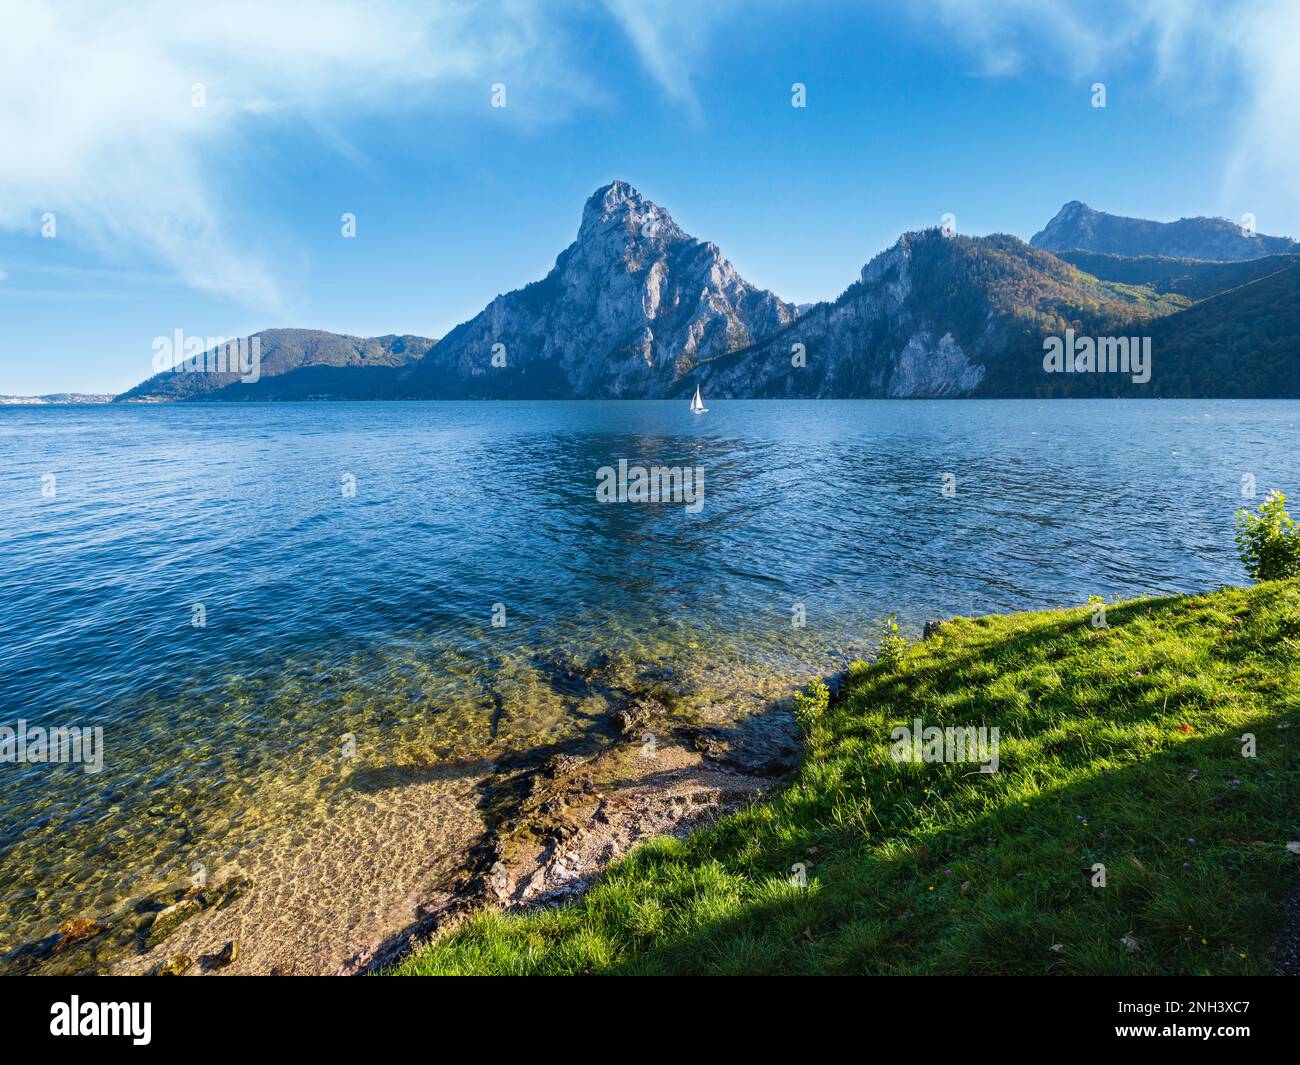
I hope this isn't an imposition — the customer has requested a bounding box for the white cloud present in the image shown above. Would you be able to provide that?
[1221,0,1300,228]
[0,0,598,312]
[921,0,1300,234]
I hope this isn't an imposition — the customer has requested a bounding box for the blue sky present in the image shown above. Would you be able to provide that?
[1,0,1295,394]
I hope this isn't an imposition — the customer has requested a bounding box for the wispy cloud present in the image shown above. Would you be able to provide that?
[920,0,1300,231]
[925,0,1234,80]
[601,0,736,121]
[0,0,607,312]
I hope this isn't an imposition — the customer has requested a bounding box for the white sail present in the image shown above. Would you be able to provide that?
[691,385,707,413]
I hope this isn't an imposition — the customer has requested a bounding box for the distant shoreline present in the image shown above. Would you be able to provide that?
[8,395,1300,407]
[0,393,115,405]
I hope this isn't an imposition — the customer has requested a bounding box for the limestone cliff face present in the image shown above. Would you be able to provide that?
[887,332,984,397]
[400,180,796,398]
[680,232,993,399]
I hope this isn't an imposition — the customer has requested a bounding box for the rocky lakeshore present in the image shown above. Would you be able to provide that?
[4,656,825,977]
[387,583,1300,976]
[335,698,807,975]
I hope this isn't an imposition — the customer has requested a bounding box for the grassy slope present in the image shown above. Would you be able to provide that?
[392,581,1300,975]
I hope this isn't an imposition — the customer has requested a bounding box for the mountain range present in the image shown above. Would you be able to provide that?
[1030,200,1299,261]
[116,184,1300,402]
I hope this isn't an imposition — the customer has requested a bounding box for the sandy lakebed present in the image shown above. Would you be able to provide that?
[13,654,823,976]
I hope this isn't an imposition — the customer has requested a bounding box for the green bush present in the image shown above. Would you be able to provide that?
[1235,490,1300,582]
[874,613,908,671]
[793,679,829,734]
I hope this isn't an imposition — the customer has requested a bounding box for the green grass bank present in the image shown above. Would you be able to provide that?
[390,580,1300,975]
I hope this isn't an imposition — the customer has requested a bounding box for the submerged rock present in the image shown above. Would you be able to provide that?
[203,875,251,911]
[201,940,238,970]
[141,874,252,950]
[148,898,203,944]
[612,697,669,738]
[539,753,584,780]
[151,954,193,976]
[52,917,108,953]
[692,730,730,759]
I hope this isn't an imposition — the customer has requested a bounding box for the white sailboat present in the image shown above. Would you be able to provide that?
[690,384,709,413]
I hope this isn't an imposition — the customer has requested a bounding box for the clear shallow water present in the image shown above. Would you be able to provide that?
[1,398,1297,964]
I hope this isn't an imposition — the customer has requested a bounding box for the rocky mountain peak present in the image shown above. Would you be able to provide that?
[578,180,685,248]
[583,178,644,217]
[861,233,914,287]
[394,181,795,398]
[1056,200,1091,218]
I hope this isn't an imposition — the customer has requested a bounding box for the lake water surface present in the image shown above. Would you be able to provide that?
[2,399,1297,968]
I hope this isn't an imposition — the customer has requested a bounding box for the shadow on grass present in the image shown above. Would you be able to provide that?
[584,713,1297,975]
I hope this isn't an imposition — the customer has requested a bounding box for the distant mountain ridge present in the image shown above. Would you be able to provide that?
[117,329,436,402]
[1030,201,1298,261]
[113,186,1300,402]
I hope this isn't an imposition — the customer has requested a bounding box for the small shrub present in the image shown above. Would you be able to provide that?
[794,679,829,734]
[875,614,908,672]
[1235,491,1300,582]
